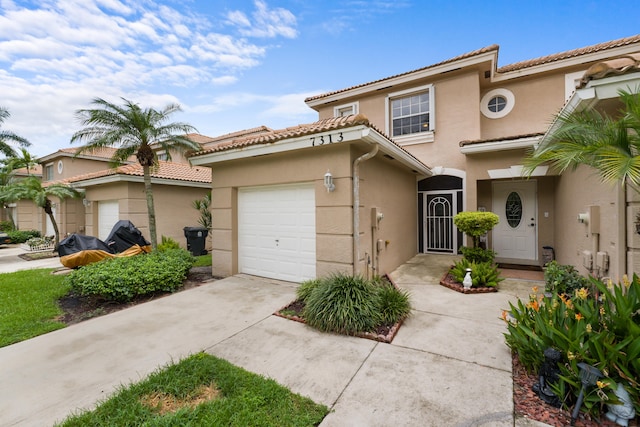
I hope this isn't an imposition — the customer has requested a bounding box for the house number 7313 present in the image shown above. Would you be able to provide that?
[310,132,343,146]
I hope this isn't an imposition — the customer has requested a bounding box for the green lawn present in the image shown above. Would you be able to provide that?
[193,253,212,267]
[0,268,69,347]
[57,352,329,426]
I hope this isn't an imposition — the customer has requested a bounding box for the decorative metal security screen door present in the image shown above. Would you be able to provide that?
[424,192,457,253]
[492,181,537,260]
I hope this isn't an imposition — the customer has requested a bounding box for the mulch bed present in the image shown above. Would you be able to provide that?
[274,299,403,343]
[512,355,636,427]
[57,266,218,325]
[439,271,498,294]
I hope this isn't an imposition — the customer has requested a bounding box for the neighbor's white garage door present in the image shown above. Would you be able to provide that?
[98,200,119,240]
[238,183,316,282]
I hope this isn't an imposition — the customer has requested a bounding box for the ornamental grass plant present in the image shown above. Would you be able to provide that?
[503,275,640,419]
[301,273,411,335]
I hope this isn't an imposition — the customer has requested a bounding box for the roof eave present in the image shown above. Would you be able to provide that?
[305,51,497,108]
[460,135,542,154]
[68,174,210,188]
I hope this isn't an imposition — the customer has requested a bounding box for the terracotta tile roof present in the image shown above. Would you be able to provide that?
[459,132,545,147]
[11,164,42,176]
[184,133,216,144]
[497,34,640,73]
[57,161,211,185]
[305,45,499,102]
[189,114,428,170]
[40,146,137,163]
[579,52,640,87]
[191,114,370,156]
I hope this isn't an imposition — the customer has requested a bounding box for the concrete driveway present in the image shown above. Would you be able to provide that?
[0,254,543,426]
[0,245,63,274]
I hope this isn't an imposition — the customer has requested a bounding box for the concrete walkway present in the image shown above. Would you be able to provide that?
[0,253,546,426]
[0,245,63,274]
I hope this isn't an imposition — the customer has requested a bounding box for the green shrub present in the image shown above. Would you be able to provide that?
[158,235,181,252]
[503,276,640,419]
[296,279,321,303]
[543,260,587,295]
[65,249,195,303]
[459,246,496,263]
[0,220,14,232]
[450,259,503,288]
[303,274,381,335]
[376,284,411,325]
[7,229,40,243]
[453,211,499,247]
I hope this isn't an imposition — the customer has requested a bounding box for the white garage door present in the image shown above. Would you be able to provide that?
[98,200,119,240]
[238,183,316,282]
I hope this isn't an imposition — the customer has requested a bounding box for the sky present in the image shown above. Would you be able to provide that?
[0,0,638,157]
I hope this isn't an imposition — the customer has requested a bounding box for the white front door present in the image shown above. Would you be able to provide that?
[492,181,537,261]
[45,205,57,237]
[238,183,316,282]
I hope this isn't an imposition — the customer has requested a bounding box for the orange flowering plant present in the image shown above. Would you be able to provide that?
[502,275,640,418]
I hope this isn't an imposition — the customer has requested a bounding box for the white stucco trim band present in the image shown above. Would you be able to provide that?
[68,175,211,189]
[460,135,542,154]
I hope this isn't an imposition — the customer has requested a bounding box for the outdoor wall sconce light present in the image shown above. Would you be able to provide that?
[82,198,91,207]
[324,170,335,192]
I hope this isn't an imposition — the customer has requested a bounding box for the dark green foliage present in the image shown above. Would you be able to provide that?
[0,220,13,232]
[376,284,411,325]
[296,279,321,303]
[158,235,181,251]
[7,229,40,243]
[453,211,499,247]
[451,258,503,288]
[57,352,329,426]
[459,246,496,263]
[65,249,195,302]
[302,274,412,335]
[303,274,381,335]
[543,260,588,295]
[503,276,640,418]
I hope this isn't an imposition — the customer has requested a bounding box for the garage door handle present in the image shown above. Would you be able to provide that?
[275,239,279,246]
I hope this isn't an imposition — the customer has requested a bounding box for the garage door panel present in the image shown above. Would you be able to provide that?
[238,184,316,282]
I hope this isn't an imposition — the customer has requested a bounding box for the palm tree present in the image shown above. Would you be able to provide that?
[6,148,39,175]
[0,107,30,158]
[4,176,81,248]
[524,89,640,189]
[71,97,200,250]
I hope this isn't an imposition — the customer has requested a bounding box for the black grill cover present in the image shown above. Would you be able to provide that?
[58,233,113,257]
[105,220,150,253]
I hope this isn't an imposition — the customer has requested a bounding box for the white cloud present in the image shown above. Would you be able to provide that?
[0,0,301,156]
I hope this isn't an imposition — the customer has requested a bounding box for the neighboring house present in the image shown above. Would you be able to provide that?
[191,34,640,282]
[7,139,212,247]
[0,164,42,230]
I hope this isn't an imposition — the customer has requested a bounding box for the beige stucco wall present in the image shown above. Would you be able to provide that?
[84,181,208,247]
[205,140,420,279]
[42,156,113,182]
[553,165,621,278]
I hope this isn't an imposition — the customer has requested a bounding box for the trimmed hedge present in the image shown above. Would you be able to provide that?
[65,249,195,302]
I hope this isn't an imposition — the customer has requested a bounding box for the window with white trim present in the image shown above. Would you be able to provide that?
[44,164,53,181]
[333,102,358,117]
[386,84,435,144]
[480,88,515,119]
[157,152,169,161]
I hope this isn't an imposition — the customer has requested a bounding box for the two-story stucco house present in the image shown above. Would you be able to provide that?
[191,34,640,282]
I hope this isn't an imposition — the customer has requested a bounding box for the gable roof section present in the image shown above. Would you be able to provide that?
[189,114,431,178]
[305,45,498,106]
[498,34,640,73]
[306,34,640,106]
[52,161,211,188]
[39,147,137,164]
[579,52,640,87]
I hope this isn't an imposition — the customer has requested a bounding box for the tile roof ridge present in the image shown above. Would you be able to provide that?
[580,52,640,86]
[459,132,545,146]
[498,34,640,73]
[305,45,499,102]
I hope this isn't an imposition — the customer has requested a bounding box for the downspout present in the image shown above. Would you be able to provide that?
[353,144,379,276]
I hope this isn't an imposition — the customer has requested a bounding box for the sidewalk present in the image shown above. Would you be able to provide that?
[0,254,545,426]
[0,245,63,274]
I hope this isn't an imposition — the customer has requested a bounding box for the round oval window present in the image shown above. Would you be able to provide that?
[506,192,522,228]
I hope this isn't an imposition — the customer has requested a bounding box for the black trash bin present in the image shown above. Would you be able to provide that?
[183,226,208,256]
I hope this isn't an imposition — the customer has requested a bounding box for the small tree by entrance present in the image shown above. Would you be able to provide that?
[454,211,499,248]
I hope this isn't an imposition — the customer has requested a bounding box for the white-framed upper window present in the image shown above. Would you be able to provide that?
[480,88,515,119]
[385,84,435,145]
[44,163,53,181]
[564,70,585,102]
[333,102,359,117]
[157,152,169,161]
